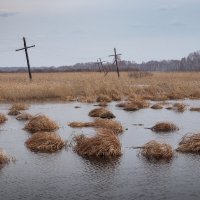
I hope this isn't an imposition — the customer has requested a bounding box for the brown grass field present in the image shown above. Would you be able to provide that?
[0,72,199,102]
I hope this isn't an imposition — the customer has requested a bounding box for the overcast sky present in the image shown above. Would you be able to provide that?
[0,0,200,67]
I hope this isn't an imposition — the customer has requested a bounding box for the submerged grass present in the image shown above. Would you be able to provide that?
[0,114,7,124]
[173,103,186,112]
[190,107,200,112]
[25,132,65,153]
[73,129,122,158]
[24,115,59,133]
[150,122,179,132]
[16,112,33,121]
[176,133,200,154]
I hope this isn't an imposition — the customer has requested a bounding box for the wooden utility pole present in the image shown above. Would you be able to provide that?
[99,58,106,74]
[16,37,35,80]
[95,59,101,72]
[109,48,122,78]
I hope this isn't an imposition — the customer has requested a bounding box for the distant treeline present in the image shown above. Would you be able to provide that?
[1,51,200,73]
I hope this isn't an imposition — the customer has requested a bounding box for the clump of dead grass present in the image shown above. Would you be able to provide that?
[150,122,179,132]
[24,115,59,133]
[73,129,122,158]
[16,112,33,121]
[190,107,200,112]
[68,122,93,128]
[0,149,10,166]
[0,114,7,124]
[173,103,186,112]
[151,103,163,109]
[123,100,149,111]
[137,140,174,161]
[176,133,200,154]
[97,102,108,107]
[25,132,65,153]
[96,95,112,103]
[68,118,123,134]
[89,108,115,119]
[8,109,21,116]
[10,103,29,111]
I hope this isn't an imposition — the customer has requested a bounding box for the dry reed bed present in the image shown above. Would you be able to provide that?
[24,115,59,133]
[0,72,199,102]
[25,132,65,153]
[73,129,122,158]
[136,140,174,161]
[150,122,179,133]
[176,133,200,154]
[69,118,123,134]
[0,114,7,124]
[89,108,115,119]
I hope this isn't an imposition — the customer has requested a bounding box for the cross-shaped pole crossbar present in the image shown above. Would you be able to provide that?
[16,37,35,80]
[109,48,122,78]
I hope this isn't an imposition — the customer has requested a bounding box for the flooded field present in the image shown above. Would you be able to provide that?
[0,100,200,200]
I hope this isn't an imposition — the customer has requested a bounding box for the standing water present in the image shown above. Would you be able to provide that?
[0,100,200,200]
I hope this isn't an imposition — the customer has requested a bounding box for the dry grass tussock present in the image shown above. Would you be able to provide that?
[117,99,149,111]
[190,107,200,112]
[25,132,65,153]
[89,108,115,119]
[0,149,10,165]
[96,95,112,102]
[137,140,174,161]
[73,129,122,158]
[150,122,179,132]
[24,115,59,133]
[8,109,21,116]
[16,112,33,121]
[0,72,199,102]
[10,103,29,111]
[151,103,163,109]
[176,133,200,154]
[68,118,123,134]
[0,114,7,124]
[173,103,186,112]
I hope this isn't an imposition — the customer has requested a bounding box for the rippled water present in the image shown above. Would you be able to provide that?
[0,100,200,200]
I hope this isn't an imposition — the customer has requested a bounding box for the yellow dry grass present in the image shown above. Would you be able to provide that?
[68,118,123,134]
[8,109,21,116]
[176,133,200,154]
[88,108,115,119]
[138,140,174,161]
[24,115,59,133]
[73,129,122,158]
[0,114,7,124]
[0,72,199,102]
[150,122,179,132]
[25,132,65,153]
